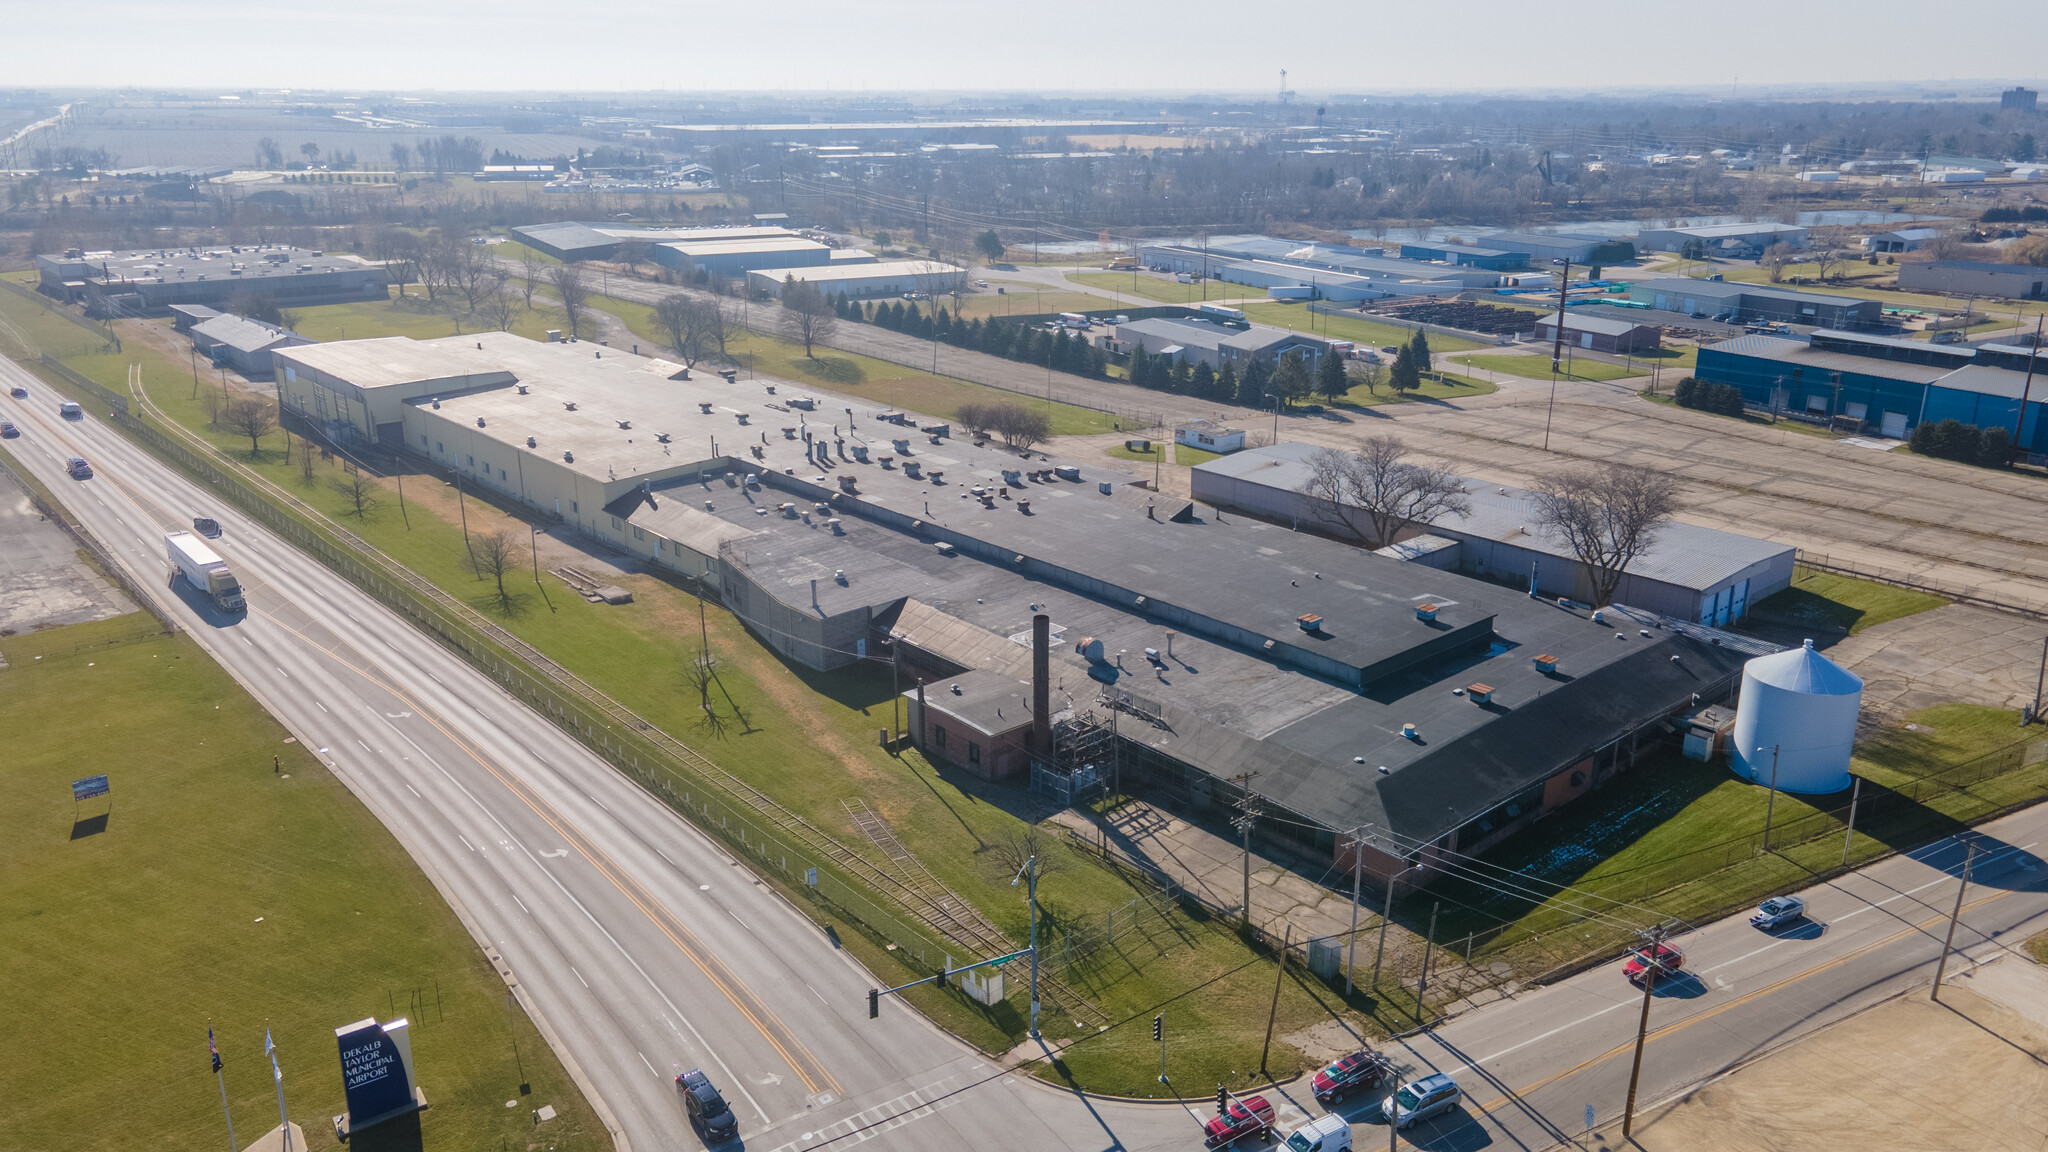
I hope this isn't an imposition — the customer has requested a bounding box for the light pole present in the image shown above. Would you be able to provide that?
[1011,854,1040,1039]
[1757,744,1781,851]
[1264,393,1280,443]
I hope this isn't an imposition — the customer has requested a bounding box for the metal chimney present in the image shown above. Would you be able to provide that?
[1032,613,1052,752]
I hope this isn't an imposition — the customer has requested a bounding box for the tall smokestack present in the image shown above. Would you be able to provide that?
[1032,613,1052,753]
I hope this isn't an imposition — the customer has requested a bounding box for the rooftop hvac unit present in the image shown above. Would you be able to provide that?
[1532,653,1559,675]
[563,451,575,462]
[476,417,486,427]
[526,437,537,448]
[1415,603,1439,621]
[933,541,956,556]
[1097,482,1113,495]
[826,517,842,533]
[516,384,528,394]
[617,420,631,430]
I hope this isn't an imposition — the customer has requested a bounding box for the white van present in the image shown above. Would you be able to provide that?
[1283,1114,1351,1152]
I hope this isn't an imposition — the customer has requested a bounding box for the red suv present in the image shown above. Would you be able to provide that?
[1312,1048,1392,1104]
[1204,1094,1275,1148]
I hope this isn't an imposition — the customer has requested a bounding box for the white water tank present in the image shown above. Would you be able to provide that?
[1729,639,1862,794]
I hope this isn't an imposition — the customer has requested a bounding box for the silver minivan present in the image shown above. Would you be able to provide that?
[1383,1073,1461,1129]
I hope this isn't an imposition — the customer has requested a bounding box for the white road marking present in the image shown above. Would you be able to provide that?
[589,795,610,812]
[240,635,254,647]
[572,967,588,988]
[656,848,677,866]
[539,849,569,858]
[316,701,328,713]
[459,835,476,852]
[277,667,288,678]
[406,784,422,798]
[512,893,530,914]
[639,1051,658,1078]
[806,983,830,1006]
[730,910,749,929]
[356,740,371,752]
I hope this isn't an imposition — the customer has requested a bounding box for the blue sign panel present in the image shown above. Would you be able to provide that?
[334,1018,415,1129]
[72,775,110,802]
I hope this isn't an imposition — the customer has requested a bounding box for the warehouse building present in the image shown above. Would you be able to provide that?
[1531,311,1663,354]
[1635,222,1808,256]
[270,329,1768,895]
[1399,241,1530,269]
[1862,228,1943,253]
[1139,237,1507,289]
[1897,260,2048,300]
[1694,329,2048,444]
[747,258,962,300]
[1626,278,1882,329]
[1189,442,1793,625]
[654,236,833,276]
[36,245,388,317]
[1104,316,1335,371]
[510,221,798,262]
[1207,258,1465,300]
[188,314,311,379]
[1478,231,1635,265]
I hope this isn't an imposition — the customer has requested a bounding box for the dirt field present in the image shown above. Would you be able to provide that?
[1626,956,2048,1152]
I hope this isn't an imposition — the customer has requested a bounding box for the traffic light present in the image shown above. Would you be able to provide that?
[1152,1014,1162,1042]
[1217,1085,1228,1116]
[867,989,878,1019]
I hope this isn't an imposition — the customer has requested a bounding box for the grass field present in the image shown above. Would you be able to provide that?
[2028,929,2048,967]
[956,283,1109,320]
[60,313,1366,1090]
[1067,271,1232,307]
[1237,302,1485,353]
[1333,372,1498,409]
[0,620,604,1152]
[284,290,571,344]
[1443,702,2045,971]
[1453,353,1641,382]
[1749,565,1950,636]
[594,293,1123,437]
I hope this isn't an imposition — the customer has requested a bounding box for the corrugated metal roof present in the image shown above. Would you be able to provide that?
[1701,336,1959,383]
[1537,310,1649,337]
[191,314,300,354]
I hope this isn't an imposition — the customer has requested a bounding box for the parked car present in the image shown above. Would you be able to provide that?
[675,1068,739,1141]
[1282,1113,1353,1152]
[0,419,16,438]
[1379,345,1400,354]
[1312,1048,1393,1104]
[67,456,93,479]
[1751,895,1806,929]
[1203,1094,1276,1148]
[1381,1073,1461,1130]
[1623,942,1686,986]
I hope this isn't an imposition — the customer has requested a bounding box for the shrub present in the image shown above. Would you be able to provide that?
[1674,376,1699,407]
[1978,424,2013,467]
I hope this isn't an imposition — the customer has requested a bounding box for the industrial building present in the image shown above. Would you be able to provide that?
[654,236,833,277]
[1694,328,2048,443]
[1472,231,1632,266]
[1189,442,1794,625]
[1862,228,1943,253]
[1104,317,1335,371]
[748,259,964,300]
[1138,236,1507,291]
[271,330,1770,894]
[36,245,388,318]
[1531,311,1663,354]
[1897,260,2048,300]
[1626,278,1882,329]
[510,222,797,262]
[1635,223,1809,257]
[1398,241,1530,270]
[188,314,311,379]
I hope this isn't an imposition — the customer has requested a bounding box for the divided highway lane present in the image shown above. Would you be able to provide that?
[0,366,1202,1152]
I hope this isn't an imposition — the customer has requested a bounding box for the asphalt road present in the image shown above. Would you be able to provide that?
[6,357,2047,1152]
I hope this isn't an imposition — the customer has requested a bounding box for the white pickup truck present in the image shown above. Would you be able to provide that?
[166,530,246,612]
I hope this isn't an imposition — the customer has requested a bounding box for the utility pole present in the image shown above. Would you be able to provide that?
[1416,901,1440,1015]
[1346,827,1367,995]
[1620,925,1667,1141]
[1931,840,1980,1002]
[1543,257,1572,452]
[1155,1013,1167,1084]
[1371,875,1394,990]
[1842,776,1862,866]
[1260,925,1291,1074]
[2013,315,2044,464]
[1228,772,1263,925]
[2032,634,2047,724]
[1759,744,1782,851]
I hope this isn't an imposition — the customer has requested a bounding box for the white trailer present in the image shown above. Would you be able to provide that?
[166,530,246,612]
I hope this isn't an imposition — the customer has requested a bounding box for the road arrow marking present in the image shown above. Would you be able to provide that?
[540,849,569,858]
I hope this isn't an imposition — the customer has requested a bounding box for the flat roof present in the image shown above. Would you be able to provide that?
[1637,278,1875,311]
[758,259,964,284]
[1921,259,2047,275]
[1643,222,1807,237]
[191,314,298,353]
[275,336,512,392]
[1407,242,1527,258]
[1537,310,1651,337]
[1700,335,1960,383]
[46,245,380,287]
[661,237,828,257]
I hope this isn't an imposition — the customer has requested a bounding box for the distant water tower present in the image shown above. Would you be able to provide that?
[1730,639,1862,794]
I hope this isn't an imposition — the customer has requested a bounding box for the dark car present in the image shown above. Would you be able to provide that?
[67,456,93,479]
[8,385,25,398]
[1203,1094,1275,1148]
[676,1068,739,1141]
[0,419,16,438]
[193,516,222,537]
[1312,1048,1392,1104]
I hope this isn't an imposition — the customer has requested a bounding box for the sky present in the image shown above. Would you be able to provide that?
[6,0,2046,95]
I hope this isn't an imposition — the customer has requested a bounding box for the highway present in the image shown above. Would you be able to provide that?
[5,354,2047,1152]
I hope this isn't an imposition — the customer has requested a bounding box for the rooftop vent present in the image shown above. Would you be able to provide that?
[1415,603,1439,622]
[934,541,956,556]
[526,436,537,448]
[564,401,577,410]
[735,413,750,425]
[656,432,671,443]
[1466,683,1495,705]
[1401,723,1419,740]
[616,420,631,430]
[476,417,486,428]
[1297,613,1323,632]
[699,402,714,413]
[1533,653,1559,675]
[826,517,842,533]
[516,384,528,395]
[834,570,847,585]
[563,451,575,463]
[431,398,441,409]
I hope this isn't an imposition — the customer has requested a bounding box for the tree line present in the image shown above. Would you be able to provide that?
[833,295,1111,378]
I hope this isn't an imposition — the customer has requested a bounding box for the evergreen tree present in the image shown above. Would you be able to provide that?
[1240,357,1273,406]
[1274,350,1314,406]
[1315,351,1350,404]
[1169,358,1193,393]
[1216,362,1239,403]
[1409,330,1433,382]
[1191,361,1217,400]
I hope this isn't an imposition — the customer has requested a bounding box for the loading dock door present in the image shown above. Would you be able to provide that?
[1881,411,1909,438]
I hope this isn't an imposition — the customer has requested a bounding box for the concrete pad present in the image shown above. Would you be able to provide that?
[1824,604,2048,716]
[0,474,135,633]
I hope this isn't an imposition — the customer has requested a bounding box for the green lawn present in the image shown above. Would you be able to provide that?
[1441,703,2044,973]
[957,284,1110,320]
[2027,929,2048,967]
[88,322,1367,1089]
[0,622,605,1152]
[1749,565,1950,636]
[1067,271,1226,306]
[1237,302,1485,353]
[1453,353,1641,382]
[1105,441,1224,467]
[0,277,121,360]
[285,289,571,344]
[487,237,560,267]
[1335,372,1498,408]
[595,293,1125,437]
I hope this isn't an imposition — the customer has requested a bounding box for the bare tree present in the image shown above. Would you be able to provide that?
[374,228,421,298]
[1297,439,1472,550]
[1808,225,1851,283]
[614,239,652,275]
[550,264,590,339]
[1761,242,1796,284]
[299,438,317,485]
[988,824,1066,881]
[518,245,542,308]
[654,293,718,366]
[777,276,838,357]
[1530,463,1682,607]
[220,397,277,457]
[468,529,518,605]
[329,468,381,520]
[475,271,516,331]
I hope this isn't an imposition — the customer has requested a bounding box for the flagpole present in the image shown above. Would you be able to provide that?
[210,1028,237,1152]
[265,1029,291,1152]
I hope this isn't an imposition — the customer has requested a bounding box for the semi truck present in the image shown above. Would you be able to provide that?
[166,530,246,612]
